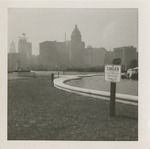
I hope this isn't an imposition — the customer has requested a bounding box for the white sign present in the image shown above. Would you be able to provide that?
[105,65,121,83]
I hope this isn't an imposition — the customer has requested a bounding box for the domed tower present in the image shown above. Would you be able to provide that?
[71,24,82,42]
[70,25,85,67]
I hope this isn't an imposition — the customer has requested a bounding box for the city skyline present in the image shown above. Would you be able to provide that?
[8,8,138,55]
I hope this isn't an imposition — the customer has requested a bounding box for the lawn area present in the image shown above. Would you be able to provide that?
[8,76,138,140]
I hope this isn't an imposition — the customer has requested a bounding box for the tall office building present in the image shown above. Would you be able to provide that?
[70,24,85,67]
[39,25,110,69]
[39,41,58,66]
[84,46,106,67]
[39,41,69,67]
[18,33,32,68]
[9,41,16,53]
[113,46,137,70]
[104,51,113,65]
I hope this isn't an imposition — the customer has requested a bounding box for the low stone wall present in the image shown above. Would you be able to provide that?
[54,74,138,106]
[8,72,36,80]
[66,75,138,96]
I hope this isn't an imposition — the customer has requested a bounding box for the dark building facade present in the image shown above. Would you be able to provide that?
[39,25,85,68]
[84,46,106,67]
[70,25,85,67]
[8,53,20,70]
[8,33,32,70]
[18,33,32,68]
[39,41,69,68]
[9,41,16,53]
[39,25,138,70]
[104,51,113,65]
[113,46,137,70]
[39,41,57,66]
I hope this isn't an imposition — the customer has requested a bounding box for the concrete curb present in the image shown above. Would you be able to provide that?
[54,74,138,106]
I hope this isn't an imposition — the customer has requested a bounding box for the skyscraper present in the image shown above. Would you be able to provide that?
[9,41,16,53]
[113,46,137,70]
[70,24,85,67]
[18,33,32,68]
[84,46,106,67]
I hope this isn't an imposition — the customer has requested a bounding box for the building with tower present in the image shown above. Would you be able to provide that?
[39,25,110,69]
[70,24,85,67]
[39,25,85,68]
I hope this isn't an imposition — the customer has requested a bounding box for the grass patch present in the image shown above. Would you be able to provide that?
[8,77,138,140]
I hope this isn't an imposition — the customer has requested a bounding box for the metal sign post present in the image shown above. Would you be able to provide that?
[105,65,121,117]
[110,82,116,116]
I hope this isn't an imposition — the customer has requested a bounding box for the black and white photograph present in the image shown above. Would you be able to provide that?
[0,1,150,149]
[7,8,138,141]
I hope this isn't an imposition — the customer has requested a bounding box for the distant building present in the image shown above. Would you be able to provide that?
[39,26,138,70]
[9,41,16,53]
[8,53,31,70]
[8,53,20,70]
[18,33,32,68]
[8,53,29,69]
[70,24,85,67]
[65,41,71,65]
[39,25,85,68]
[8,33,32,70]
[29,55,39,67]
[84,45,92,66]
[104,51,113,65]
[113,46,137,70]
[84,46,106,67]
[56,41,69,66]
[39,41,69,68]
[39,41,57,67]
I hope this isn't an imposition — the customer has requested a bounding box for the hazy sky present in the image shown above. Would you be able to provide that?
[8,8,138,55]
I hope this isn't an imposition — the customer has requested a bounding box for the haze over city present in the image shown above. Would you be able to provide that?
[8,8,138,55]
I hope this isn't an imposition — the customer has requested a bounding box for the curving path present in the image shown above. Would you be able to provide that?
[54,74,138,106]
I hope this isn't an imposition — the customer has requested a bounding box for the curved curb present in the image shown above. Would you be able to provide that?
[54,74,138,106]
